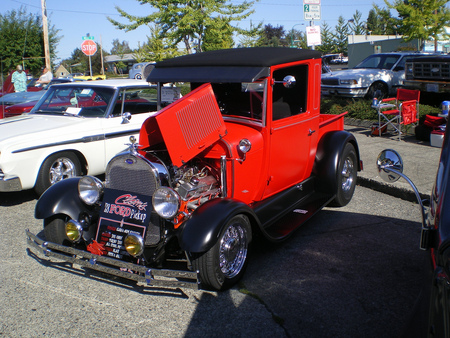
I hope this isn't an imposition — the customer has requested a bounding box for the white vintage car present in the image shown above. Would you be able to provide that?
[0,79,180,195]
[321,52,432,99]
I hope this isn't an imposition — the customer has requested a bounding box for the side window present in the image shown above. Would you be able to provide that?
[272,65,308,121]
[112,88,158,117]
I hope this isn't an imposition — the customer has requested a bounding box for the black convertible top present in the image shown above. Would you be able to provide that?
[148,47,322,83]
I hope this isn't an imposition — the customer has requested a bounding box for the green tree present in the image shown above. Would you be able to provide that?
[333,16,350,55]
[286,27,307,49]
[367,5,398,35]
[237,21,263,47]
[108,0,258,54]
[316,22,335,54]
[62,46,108,75]
[0,6,60,76]
[110,39,132,55]
[145,25,182,61]
[202,16,234,51]
[386,0,450,50]
[258,24,287,47]
[348,10,366,35]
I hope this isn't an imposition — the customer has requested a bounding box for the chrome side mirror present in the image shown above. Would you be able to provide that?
[376,149,403,183]
[122,112,132,124]
[376,149,430,250]
[273,75,296,88]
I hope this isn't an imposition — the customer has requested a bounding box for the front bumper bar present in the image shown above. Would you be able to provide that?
[0,175,22,192]
[26,229,200,290]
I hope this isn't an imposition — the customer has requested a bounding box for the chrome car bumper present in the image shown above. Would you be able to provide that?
[321,86,367,98]
[25,229,200,290]
[0,173,22,192]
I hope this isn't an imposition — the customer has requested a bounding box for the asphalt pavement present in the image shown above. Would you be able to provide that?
[345,123,443,202]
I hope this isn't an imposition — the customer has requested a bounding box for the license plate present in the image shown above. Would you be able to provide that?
[426,83,439,92]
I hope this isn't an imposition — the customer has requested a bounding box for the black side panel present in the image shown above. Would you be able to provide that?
[252,177,334,241]
[35,177,90,221]
[179,198,257,253]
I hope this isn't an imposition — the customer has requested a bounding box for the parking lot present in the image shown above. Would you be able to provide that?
[0,185,429,337]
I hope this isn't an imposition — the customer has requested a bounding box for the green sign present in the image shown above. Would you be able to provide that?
[82,36,95,40]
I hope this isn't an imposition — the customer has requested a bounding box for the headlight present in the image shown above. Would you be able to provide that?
[65,219,83,242]
[340,79,358,85]
[152,187,180,219]
[78,176,104,205]
[124,233,144,257]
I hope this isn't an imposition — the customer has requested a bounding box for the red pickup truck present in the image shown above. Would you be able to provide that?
[28,47,362,291]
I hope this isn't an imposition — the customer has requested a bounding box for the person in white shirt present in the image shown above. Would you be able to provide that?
[36,67,53,85]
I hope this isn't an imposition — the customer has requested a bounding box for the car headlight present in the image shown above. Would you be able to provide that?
[65,219,83,242]
[124,233,144,257]
[340,79,358,85]
[78,176,104,205]
[152,187,180,219]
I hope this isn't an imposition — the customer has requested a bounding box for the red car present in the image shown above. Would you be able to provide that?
[28,48,362,291]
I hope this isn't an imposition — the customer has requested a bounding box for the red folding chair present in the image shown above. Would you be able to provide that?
[376,88,420,140]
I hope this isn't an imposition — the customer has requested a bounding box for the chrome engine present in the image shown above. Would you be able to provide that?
[105,151,221,216]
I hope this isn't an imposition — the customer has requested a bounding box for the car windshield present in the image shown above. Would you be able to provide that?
[210,81,266,123]
[354,55,401,70]
[30,85,116,117]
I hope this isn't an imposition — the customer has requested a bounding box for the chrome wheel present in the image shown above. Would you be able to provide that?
[192,214,251,290]
[35,152,81,195]
[49,157,77,184]
[219,222,248,279]
[331,143,357,207]
[340,155,355,193]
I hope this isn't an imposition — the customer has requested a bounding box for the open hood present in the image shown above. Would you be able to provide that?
[139,83,227,167]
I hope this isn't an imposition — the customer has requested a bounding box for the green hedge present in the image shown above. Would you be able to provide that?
[321,97,441,121]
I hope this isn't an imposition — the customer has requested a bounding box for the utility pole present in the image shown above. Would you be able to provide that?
[41,0,51,70]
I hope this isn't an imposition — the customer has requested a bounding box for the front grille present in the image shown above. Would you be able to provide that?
[321,78,340,85]
[413,62,450,80]
[106,154,158,196]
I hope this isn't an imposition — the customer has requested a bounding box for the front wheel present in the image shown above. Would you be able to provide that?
[192,214,251,291]
[331,143,357,207]
[35,152,81,195]
[366,82,388,100]
[44,215,70,245]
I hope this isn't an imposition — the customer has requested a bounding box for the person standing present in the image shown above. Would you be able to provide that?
[11,65,27,92]
[36,67,53,86]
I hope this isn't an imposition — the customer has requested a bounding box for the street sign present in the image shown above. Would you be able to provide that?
[304,4,321,20]
[81,39,97,56]
[304,0,320,4]
[82,36,95,40]
[306,26,321,47]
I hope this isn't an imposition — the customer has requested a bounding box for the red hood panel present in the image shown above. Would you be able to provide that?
[141,83,227,167]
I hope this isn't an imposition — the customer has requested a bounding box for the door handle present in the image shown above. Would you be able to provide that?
[308,129,316,136]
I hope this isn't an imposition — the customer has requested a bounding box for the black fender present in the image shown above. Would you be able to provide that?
[178,198,258,253]
[313,130,361,194]
[35,177,90,221]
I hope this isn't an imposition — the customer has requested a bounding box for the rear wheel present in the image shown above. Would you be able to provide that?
[35,152,81,195]
[332,143,357,207]
[192,214,251,291]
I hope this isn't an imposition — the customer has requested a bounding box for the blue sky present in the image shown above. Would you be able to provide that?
[4,0,391,61]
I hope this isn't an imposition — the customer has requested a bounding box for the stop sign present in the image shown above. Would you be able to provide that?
[81,40,97,56]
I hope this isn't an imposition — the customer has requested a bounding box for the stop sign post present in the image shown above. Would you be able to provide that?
[81,39,97,77]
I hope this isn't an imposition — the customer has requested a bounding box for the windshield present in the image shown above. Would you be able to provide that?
[354,54,401,70]
[30,85,115,117]
[210,81,266,123]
